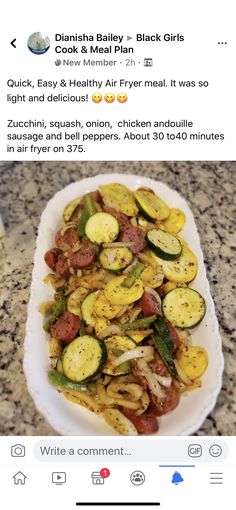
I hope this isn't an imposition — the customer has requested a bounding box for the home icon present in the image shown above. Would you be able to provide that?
[91,472,104,485]
[13,471,27,485]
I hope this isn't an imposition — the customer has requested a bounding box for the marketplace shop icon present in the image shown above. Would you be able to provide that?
[27,32,50,54]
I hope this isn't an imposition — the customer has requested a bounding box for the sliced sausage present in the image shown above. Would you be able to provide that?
[71,247,96,269]
[51,311,80,343]
[156,284,165,299]
[92,190,102,202]
[149,384,180,416]
[119,227,146,253]
[55,254,70,278]
[149,359,169,377]
[44,248,62,272]
[139,291,162,316]
[103,205,131,232]
[123,408,158,434]
[55,228,78,249]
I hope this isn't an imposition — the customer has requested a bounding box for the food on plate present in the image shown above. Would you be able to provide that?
[40,182,208,435]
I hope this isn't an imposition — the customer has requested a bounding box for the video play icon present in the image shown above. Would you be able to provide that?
[52,472,66,485]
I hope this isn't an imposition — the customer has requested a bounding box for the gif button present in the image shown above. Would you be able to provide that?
[188,444,202,458]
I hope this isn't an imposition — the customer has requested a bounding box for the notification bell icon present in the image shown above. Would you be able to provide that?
[171,471,184,485]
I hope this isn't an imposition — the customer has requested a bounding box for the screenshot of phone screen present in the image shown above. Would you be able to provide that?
[0,1,235,509]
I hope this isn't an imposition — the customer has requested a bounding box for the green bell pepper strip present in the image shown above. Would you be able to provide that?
[77,193,97,236]
[154,316,175,354]
[152,331,177,378]
[48,370,87,392]
[122,262,145,288]
[84,192,97,216]
[122,315,157,330]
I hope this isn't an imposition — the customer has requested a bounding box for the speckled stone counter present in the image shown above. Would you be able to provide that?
[0,161,235,436]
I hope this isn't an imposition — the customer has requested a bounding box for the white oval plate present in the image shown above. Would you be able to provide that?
[24,174,224,436]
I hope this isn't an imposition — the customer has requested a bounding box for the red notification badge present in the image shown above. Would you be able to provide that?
[100,468,110,479]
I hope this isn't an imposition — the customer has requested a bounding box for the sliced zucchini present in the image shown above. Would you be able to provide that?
[85,212,119,244]
[81,291,100,326]
[176,345,208,379]
[48,369,87,392]
[153,244,198,283]
[147,229,182,260]
[104,275,144,305]
[93,290,123,319]
[103,335,137,376]
[67,287,89,317]
[134,189,170,221]
[162,287,206,328]
[63,197,81,223]
[99,183,138,217]
[62,335,107,382]
[161,208,186,234]
[99,247,133,271]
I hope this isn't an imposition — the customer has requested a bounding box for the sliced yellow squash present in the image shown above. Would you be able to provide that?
[95,317,111,337]
[93,290,123,319]
[163,281,187,294]
[128,331,153,343]
[141,265,164,288]
[134,189,170,220]
[99,183,138,216]
[176,235,188,247]
[176,345,208,380]
[49,337,63,358]
[67,287,89,317]
[153,244,198,283]
[63,197,81,222]
[161,208,186,234]
[104,275,144,305]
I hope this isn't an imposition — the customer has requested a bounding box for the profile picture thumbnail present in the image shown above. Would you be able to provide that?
[27,32,50,55]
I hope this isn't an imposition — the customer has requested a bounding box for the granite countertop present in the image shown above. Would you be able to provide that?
[0,161,235,436]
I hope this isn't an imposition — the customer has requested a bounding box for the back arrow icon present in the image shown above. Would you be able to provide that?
[11,39,16,48]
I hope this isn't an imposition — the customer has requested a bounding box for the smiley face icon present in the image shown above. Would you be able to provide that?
[104,92,115,103]
[117,92,128,103]
[209,444,222,457]
[92,92,103,103]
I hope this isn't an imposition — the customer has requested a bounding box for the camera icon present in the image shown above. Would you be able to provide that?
[11,444,26,457]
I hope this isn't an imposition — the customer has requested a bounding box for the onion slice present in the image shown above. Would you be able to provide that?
[144,287,162,306]
[145,373,166,398]
[112,346,154,367]
[98,324,123,339]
